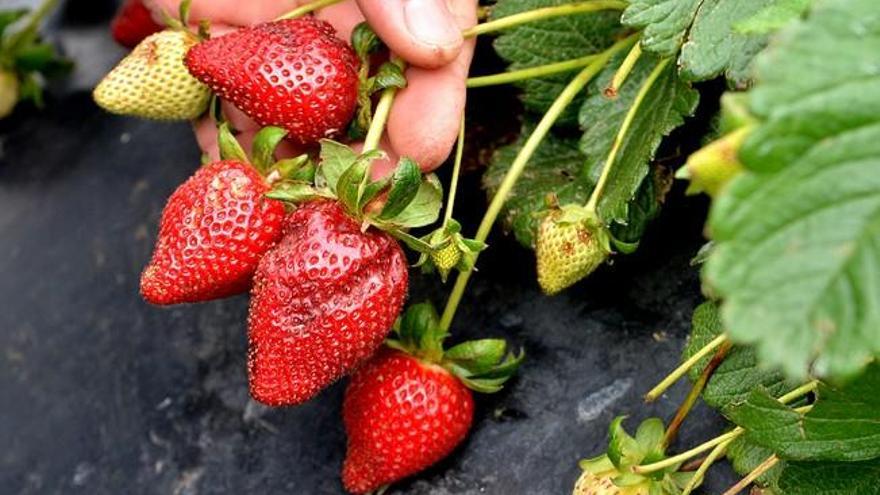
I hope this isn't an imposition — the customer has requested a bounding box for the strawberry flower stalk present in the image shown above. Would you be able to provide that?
[342,302,523,493]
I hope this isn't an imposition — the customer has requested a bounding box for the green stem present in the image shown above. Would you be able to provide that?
[362,86,398,153]
[778,380,818,404]
[438,34,637,333]
[444,115,466,227]
[721,455,780,495]
[461,0,628,38]
[636,402,814,475]
[605,42,642,97]
[276,0,345,20]
[467,55,599,88]
[662,340,733,448]
[585,57,670,213]
[645,334,728,402]
[681,437,734,495]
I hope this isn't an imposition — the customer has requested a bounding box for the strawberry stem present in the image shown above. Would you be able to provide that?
[461,0,628,38]
[720,455,780,495]
[644,334,728,403]
[585,57,670,214]
[362,59,406,154]
[662,339,732,448]
[466,54,600,88]
[681,437,734,495]
[437,34,637,333]
[443,115,466,228]
[6,0,58,50]
[276,0,345,20]
[604,42,642,97]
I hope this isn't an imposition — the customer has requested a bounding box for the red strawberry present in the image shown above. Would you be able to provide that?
[111,0,164,49]
[247,200,408,406]
[140,160,286,305]
[343,348,474,493]
[185,18,359,145]
[341,303,523,493]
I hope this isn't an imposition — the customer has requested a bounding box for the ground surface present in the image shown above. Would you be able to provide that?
[0,1,737,494]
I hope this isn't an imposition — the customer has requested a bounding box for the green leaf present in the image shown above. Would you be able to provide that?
[491,0,625,125]
[677,0,773,86]
[726,365,880,461]
[484,124,592,248]
[622,0,778,87]
[382,174,442,228]
[580,53,698,226]
[704,0,880,380]
[726,435,784,489]
[351,22,381,59]
[217,123,248,162]
[250,126,288,173]
[378,158,422,220]
[373,62,407,91]
[265,181,324,203]
[683,301,798,411]
[735,0,812,34]
[621,0,701,56]
[397,302,440,350]
[778,458,880,495]
[316,140,357,192]
[445,339,507,375]
[335,156,371,213]
[0,9,28,39]
[607,416,644,468]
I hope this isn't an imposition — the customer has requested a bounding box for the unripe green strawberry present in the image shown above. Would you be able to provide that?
[0,70,19,118]
[432,240,461,272]
[93,30,210,120]
[573,469,649,495]
[677,126,751,198]
[536,205,611,295]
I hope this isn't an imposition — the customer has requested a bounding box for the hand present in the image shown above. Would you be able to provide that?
[145,0,477,178]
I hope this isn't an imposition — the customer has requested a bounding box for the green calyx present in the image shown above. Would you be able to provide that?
[217,123,318,188]
[349,22,407,139]
[0,1,73,116]
[576,417,691,495]
[386,302,524,394]
[161,0,210,41]
[415,219,487,282]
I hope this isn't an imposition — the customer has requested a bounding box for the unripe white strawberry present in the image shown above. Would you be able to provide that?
[93,30,210,120]
[536,204,611,295]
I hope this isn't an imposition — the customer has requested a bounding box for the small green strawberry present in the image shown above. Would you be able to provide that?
[0,70,17,118]
[536,204,611,295]
[677,126,751,198]
[416,219,486,282]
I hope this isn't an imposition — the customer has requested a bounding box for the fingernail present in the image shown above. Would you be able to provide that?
[403,0,461,48]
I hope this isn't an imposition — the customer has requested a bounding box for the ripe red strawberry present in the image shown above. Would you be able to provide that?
[111,0,164,49]
[341,303,522,493]
[185,18,359,144]
[140,160,285,305]
[247,200,408,406]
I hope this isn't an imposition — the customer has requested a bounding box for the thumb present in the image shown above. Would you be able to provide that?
[355,0,475,69]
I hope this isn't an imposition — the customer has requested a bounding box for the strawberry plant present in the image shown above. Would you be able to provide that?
[89,0,879,492]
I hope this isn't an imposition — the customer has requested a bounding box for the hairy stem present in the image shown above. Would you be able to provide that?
[461,0,628,38]
[662,340,733,448]
[778,380,818,404]
[721,455,780,495]
[276,0,344,20]
[645,334,728,402]
[467,55,600,88]
[585,57,670,213]
[444,115,466,227]
[438,34,638,332]
[605,42,642,97]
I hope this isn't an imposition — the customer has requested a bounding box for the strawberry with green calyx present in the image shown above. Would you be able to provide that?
[415,219,486,283]
[347,22,408,139]
[140,124,295,305]
[574,417,692,495]
[185,17,359,145]
[536,203,612,295]
[93,0,210,121]
[0,2,73,118]
[342,302,523,493]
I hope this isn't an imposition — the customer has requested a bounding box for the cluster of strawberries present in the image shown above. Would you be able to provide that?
[96,1,520,492]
